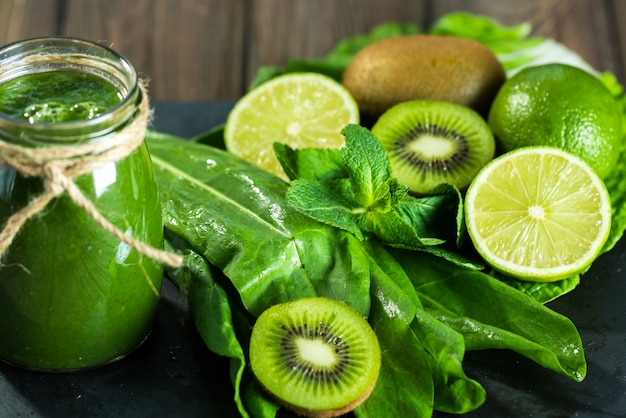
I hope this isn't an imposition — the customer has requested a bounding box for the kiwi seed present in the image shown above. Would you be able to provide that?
[249,297,381,418]
[372,100,495,195]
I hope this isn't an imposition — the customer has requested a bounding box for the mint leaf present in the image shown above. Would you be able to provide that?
[286,178,364,239]
[359,209,444,247]
[273,142,346,181]
[281,124,468,255]
[341,124,407,210]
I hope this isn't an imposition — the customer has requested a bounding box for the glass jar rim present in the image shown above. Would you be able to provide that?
[0,36,140,142]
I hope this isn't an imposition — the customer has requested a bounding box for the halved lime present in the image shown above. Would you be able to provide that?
[224,73,359,179]
[465,146,612,282]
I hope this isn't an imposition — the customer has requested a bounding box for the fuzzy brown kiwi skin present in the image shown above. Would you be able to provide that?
[342,34,506,125]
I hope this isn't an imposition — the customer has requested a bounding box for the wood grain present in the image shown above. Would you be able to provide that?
[247,0,426,84]
[60,0,245,100]
[0,0,623,101]
[0,0,58,41]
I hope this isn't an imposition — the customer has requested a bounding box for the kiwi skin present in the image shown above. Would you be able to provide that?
[248,297,382,418]
[342,34,506,125]
[271,377,377,418]
[372,100,495,195]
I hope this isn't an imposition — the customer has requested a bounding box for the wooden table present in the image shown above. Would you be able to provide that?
[1,0,624,101]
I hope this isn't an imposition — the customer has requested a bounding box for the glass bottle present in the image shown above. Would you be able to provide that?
[0,37,164,371]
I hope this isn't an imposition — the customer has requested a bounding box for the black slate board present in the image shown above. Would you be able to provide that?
[1,102,624,418]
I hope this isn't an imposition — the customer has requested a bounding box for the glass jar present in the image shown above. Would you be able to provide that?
[0,37,164,371]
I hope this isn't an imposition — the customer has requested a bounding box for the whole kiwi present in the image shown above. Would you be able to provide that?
[342,34,506,123]
[249,297,381,418]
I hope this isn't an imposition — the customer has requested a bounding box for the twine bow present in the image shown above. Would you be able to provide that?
[0,83,183,269]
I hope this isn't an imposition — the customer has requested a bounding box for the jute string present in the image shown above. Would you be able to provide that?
[0,83,183,268]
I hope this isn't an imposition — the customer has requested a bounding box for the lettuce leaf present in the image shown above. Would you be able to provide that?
[430,11,598,77]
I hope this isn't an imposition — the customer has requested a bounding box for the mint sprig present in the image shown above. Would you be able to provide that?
[277,124,476,267]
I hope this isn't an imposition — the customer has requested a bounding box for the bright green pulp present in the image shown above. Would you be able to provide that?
[0,71,122,123]
[0,70,164,371]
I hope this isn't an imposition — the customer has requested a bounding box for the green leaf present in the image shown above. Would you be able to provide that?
[394,192,460,246]
[281,125,474,261]
[356,249,434,418]
[273,142,347,181]
[341,124,399,210]
[497,273,581,304]
[283,58,347,84]
[192,123,226,148]
[425,183,466,248]
[240,372,280,418]
[359,209,444,248]
[430,11,531,43]
[164,243,252,418]
[147,131,372,318]
[249,65,285,90]
[410,310,486,414]
[329,22,422,58]
[286,178,364,239]
[601,85,626,253]
[430,11,598,78]
[393,249,587,382]
[362,241,484,414]
[362,240,420,321]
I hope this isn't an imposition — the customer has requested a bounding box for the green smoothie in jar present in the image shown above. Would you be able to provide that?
[0,37,164,371]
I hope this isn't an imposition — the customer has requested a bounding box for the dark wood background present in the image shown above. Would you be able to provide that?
[0,0,624,101]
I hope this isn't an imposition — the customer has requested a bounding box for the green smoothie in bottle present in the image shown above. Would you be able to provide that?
[0,37,164,371]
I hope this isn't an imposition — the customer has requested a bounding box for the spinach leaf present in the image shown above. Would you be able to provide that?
[363,241,486,414]
[357,247,434,418]
[163,242,254,417]
[410,309,486,413]
[240,373,280,418]
[165,242,282,418]
[147,131,372,318]
[392,249,587,382]
[192,123,226,148]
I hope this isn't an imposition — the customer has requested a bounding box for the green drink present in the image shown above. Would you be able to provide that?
[0,38,164,371]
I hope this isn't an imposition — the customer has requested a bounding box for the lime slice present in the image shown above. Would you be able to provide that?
[465,146,612,282]
[224,73,359,179]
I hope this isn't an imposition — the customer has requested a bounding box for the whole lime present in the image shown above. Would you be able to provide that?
[488,63,622,179]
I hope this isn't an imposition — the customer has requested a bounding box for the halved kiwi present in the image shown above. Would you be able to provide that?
[372,100,495,195]
[249,297,381,418]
